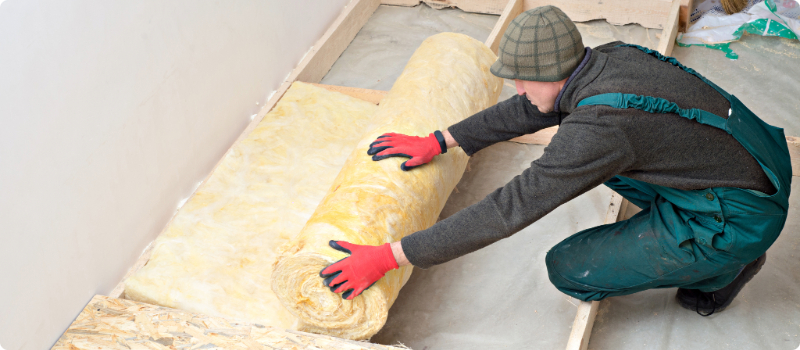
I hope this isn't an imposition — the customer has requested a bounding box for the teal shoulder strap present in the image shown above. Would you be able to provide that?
[615,44,730,100]
[577,93,731,133]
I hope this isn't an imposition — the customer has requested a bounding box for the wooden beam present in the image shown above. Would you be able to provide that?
[382,0,420,6]
[52,295,404,350]
[788,136,799,177]
[567,301,600,350]
[657,0,682,56]
[485,0,524,54]
[296,0,381,84]
[679,0,696,32]
[524,0,674,29]
[565,191,624,350]
[311,83,388,105]
[382,0,508,14]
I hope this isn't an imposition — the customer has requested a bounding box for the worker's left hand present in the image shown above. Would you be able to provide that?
[319,240,399,300]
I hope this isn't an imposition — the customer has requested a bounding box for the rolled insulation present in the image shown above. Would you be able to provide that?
[270,33,502,340]
[123,82,380,328]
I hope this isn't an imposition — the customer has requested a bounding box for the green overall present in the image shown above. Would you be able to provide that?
[545,45,793,302]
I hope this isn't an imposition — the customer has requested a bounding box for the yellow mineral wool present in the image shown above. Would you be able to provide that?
[124,81,380,329]
[271,33,502,340]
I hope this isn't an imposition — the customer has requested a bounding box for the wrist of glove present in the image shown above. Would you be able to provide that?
[367,130,447,171]
[319,241,399,300]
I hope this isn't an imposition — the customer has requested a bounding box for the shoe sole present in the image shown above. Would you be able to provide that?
[677,254,766,314]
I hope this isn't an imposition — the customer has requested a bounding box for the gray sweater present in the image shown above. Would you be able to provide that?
[401,42,774,269]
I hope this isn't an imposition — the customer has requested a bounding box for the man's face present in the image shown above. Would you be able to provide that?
[515,79,563,113]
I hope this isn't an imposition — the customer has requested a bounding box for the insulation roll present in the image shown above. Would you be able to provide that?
[270,33,502,340]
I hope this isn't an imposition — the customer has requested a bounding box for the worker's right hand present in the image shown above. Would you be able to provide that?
[367,131,447,171]
[319,241,399,300]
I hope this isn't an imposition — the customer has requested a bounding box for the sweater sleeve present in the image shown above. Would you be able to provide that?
[447,94,561,156]
[402,108,635,268]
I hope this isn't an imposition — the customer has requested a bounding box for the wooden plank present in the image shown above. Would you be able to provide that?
[311,83,389,105]
[679,0,695,32]
[565,191,624,350]
[382,0,421,6]
[382,0,508,14]
[657,0,682,56]
[524,0,674,29]
[296,0,381,84]
[567,301,600,350]
[52,295,404,350]
[486,0,524,54]
[789,136,799,177]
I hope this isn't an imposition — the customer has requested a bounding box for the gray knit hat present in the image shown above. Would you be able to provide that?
[491,6,585,82]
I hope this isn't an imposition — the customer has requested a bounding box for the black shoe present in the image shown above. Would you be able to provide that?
[676,253,767,316]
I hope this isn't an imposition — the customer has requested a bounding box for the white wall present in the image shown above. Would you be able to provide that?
[0,0,348,348]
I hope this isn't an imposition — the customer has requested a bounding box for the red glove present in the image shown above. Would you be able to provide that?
[367,131,448,171]
[319,240,399,300]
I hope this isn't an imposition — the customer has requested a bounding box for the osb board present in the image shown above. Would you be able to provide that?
[52,295,405,350]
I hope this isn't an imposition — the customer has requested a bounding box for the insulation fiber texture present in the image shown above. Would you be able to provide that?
[123,82,379,329]
[270,33,502,340]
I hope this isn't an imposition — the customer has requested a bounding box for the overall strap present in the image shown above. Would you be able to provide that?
[577,93,731,133]
[615,44,731,101]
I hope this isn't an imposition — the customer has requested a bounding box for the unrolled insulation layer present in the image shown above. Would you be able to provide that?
[123,82,380,329]
[270,33,502,340]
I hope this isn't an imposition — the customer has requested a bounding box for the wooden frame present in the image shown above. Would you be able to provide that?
[94,0,800,348]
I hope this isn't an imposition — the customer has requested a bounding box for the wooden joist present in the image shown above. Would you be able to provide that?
[485,0,524,53]
[381,0,508,14]
[52,295,405,350]
[565,192,626,350]
[486,0,682,56]
[679,0,696,32]
[657,0,682,56]
[524,0,675,29]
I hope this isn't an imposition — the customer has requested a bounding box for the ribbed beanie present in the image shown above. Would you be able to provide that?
[491,6,585,82]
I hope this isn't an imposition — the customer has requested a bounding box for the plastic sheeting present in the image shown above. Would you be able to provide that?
[320,4,800,349]
[679,0,800,59]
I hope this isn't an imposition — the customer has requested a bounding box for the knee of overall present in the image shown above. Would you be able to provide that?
[544,245,573,291]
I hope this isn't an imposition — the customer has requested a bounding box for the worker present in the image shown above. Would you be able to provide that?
[319,6,792,316]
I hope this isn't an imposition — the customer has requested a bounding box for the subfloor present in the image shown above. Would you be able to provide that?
[320,4,800,350]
